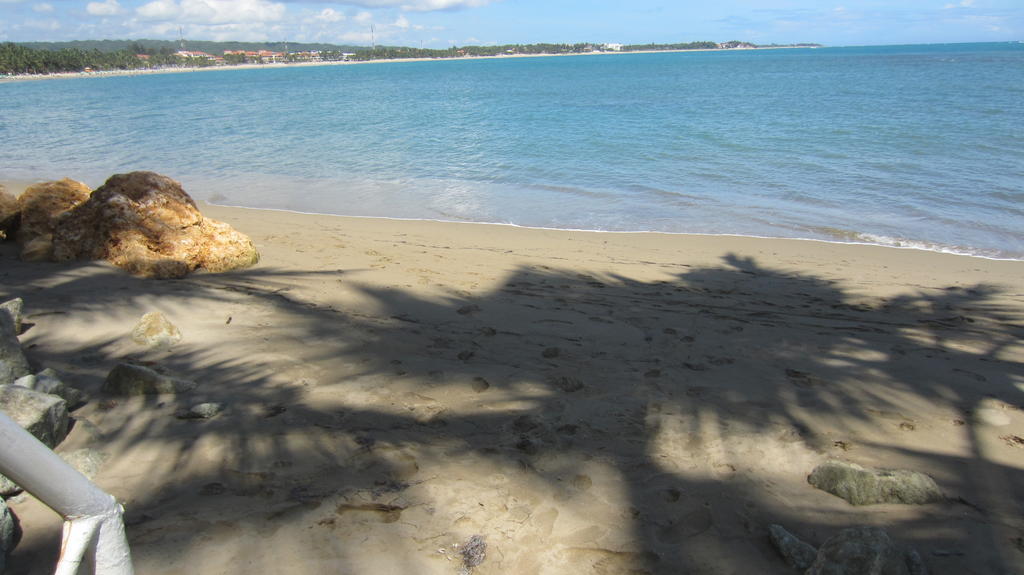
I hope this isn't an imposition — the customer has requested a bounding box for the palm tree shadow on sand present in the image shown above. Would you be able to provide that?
[3,247,1023,574]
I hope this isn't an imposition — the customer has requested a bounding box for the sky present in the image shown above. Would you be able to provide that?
[0,0,1021,48]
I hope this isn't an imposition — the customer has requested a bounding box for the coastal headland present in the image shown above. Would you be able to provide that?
[1,184,1022,573]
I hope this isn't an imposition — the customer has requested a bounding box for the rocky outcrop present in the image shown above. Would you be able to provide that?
[0,385,70,495]
[0,299,24,336]
[807,527,910,575]
[0,185,18,241]
[51,171,259,278]
[0,386,69,449]
[770,524,927,575]
[132,311,182,349]
[808,460,943,506]
[0,307,30,386]
[768,524,818,571]
[13,368,86,410]
[16,178,92,261]
[1,496,16,573]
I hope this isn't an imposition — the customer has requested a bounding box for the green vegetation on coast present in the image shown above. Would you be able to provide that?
[1,38,822,76]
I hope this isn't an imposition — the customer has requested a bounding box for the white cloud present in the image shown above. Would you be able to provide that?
[394,14,409,29]
[353,10,373,24]
[338,30,373,43]
[315,7,344,22]
[24,18,60,30]
[136,0,286,24]
[278,0,495,12]
[136,0,178,20]
[32,3,53,12]
[943,0,975,8]
[400,0,493,11]
[87,0,122,16]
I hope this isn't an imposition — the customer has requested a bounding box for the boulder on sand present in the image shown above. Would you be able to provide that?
[51,171,259,279]
[132,311,182,349]
[0,384,70,495]
[806,527,911,575]
[16,178,92,261]
[808,460,943,506]
[0,185,18,240]
[0,309,30,386]
[1,495,17,572]
[0,385,69,449]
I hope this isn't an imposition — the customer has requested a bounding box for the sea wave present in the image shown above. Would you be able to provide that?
[808,227,1021,260]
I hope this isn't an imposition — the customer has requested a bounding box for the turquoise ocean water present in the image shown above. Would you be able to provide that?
[1,42,1022,259]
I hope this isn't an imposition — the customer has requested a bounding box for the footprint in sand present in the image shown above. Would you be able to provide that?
[560,548,658,575]
[335,502,404,523]
[471,377,490,392]
[571,474,593,491]
[785,368,826,387]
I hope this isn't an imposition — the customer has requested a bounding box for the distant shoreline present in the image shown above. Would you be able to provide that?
[0,45,810,83]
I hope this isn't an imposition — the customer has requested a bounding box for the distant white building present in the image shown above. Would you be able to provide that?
[175,50,215,60]
[603,43,623,52]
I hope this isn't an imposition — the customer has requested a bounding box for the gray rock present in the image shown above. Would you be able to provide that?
[101,363,196,396]
[0,184,18,241]
[0,385,70,495]
[0,299,23,335]
[1,496,16,573]
[131,311,182,349]
[808,460,943,506]
[807,527,909,575]
[0,309,29,386]
[768,524,818,570]
[0,474,18,497]
[13,368,86,409]
[0,385,68,448]
[176,402,224,420]
[60,448,108,480]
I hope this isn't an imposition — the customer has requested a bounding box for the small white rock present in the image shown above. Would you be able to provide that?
[132,312,182,349]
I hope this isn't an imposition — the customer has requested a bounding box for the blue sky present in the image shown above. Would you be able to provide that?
[0,0,1020,47]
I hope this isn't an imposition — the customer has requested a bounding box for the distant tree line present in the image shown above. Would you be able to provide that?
[347,41,747,61]
[17,39,366,56]
[621,41,719,51]
[0,42,144,75]
[1,39,822,76]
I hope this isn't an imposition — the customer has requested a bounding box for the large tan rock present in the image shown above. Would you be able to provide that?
[51,171,259,278]
[15,178,92,260]
[0,185,18,241]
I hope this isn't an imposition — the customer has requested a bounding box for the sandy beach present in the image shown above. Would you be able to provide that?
[1,200,1022,573]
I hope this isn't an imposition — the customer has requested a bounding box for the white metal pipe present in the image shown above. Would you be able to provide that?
[0,411,133,574]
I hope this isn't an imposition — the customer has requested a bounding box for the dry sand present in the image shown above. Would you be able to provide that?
[1,202,1022,574]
